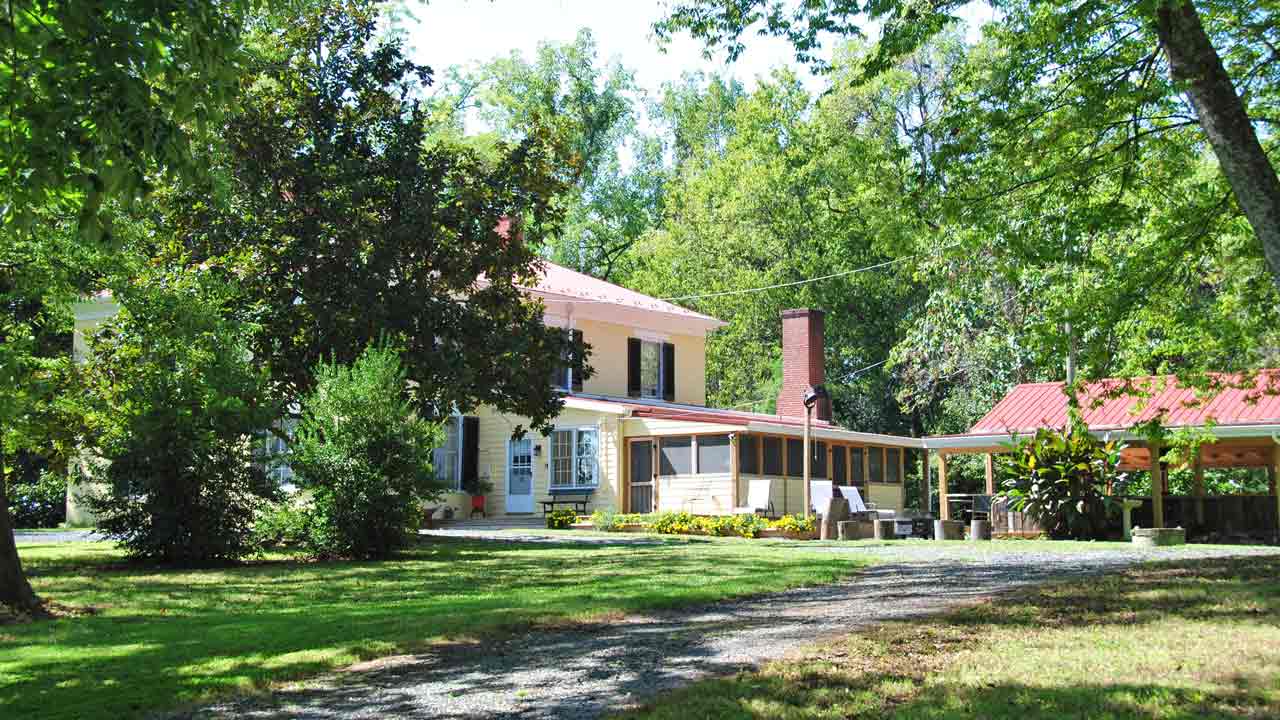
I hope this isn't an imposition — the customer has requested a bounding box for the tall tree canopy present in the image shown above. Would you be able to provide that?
[158,1,584,432]
[1,0,261,615]
[655,0,1280,293]
[428,29,663,279]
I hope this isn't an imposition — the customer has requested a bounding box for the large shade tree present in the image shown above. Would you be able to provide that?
[655,0,1280,292]
[163,2,585,431]
[1,0,258,615]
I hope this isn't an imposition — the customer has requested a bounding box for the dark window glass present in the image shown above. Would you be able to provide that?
[738,435,759,474]
[886,448,901,483]
[697,435,732,474]
[851,448,864,484]
[659,436,693,476]
[831,446,847,485]
[763,437,783,475]
[869,447,884,483]
[786,439,804,477]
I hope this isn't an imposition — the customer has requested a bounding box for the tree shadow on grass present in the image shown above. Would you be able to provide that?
[4,539,858,720]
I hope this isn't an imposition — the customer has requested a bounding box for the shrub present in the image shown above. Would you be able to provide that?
[252,496,312,548]
[1001,417,1122,540]
[591,509,622,531]
[9,470,67,528]
[650,510,698,535]
[768,513,816,534]
[81,278,279,563]
[289,343,445,559]
[546,508,579,529]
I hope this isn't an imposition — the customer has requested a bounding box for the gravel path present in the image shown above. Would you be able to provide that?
[13,529,99,544]
[182,541,1280,720]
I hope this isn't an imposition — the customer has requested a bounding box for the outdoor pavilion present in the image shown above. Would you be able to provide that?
[920,371,1280,537]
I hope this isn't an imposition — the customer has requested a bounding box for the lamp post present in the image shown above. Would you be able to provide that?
[802,385,829,519]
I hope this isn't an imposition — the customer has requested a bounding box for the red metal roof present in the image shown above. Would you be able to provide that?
[969,371,1280,434]
[526,261,724,325]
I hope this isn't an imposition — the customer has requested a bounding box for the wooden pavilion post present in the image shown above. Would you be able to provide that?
[920,449,931,514]
[1193,454,1206,527]
[730,433,740,510]
[1149,443,1165,529]
[984,453,996,495]
[1272,443,1280,540]
[938,452,951,521]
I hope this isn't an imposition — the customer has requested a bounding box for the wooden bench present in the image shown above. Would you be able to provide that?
[540,489,593,516]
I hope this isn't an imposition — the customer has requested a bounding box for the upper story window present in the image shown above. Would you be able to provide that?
[639,340,662,398]
[628,337,674,401]
[548,326,583,393]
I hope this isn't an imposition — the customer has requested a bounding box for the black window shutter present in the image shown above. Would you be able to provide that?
[662,342,675,402]
[571,329,584,392]
[461,416,480,490]
[627,338,642,398]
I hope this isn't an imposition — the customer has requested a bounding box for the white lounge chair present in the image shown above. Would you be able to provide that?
[835,485,869,513]
[810,480,834,515]
[734,478,774,517]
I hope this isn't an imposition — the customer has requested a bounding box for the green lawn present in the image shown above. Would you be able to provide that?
[616,556,1280,719]
[3,537,863,720]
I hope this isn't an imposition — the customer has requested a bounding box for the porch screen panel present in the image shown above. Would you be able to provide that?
[575,429,600,488]
[831,446,847,485]
[812,441,827,479]
[763,437,783,475]
[850,448,864,485]
[785,439,804,477]
[869,447,884,483]
[697,434,732,474]
[659,436,693,476]
[738,435,759,474]
[885,448,901,484]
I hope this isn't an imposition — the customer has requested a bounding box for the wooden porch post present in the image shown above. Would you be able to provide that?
[984,453,996,495]
[938,452,950,521]
[1149,443,1164,529]
[1193,454,1206,527]
[920,449,931,514]
[1272,443,1280,539]
[730,433,740,510]
[622,438,630,514]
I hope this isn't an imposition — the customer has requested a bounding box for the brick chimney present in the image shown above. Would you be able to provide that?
[776,309,831,422]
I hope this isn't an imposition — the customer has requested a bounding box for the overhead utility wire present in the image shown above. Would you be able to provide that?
[657,256,914,302]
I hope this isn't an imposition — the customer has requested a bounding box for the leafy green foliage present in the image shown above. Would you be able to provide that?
[546,508,579,529]
[8,471,66,528]
[289,344,444,559]
[1000,420,1123,540]
[165,2,584,432]
[79,273,279,563]
[1,0,257,241]
[431,29,658,280]
[251,496,312,549]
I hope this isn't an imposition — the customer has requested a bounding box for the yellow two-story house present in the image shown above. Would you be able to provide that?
[71,262,918,524]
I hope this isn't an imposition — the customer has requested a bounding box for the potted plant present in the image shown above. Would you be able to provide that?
[463,476,494,518]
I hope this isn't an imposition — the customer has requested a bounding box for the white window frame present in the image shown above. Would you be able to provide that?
[434,415,463,491]
[638,339,664,399]
[548,426,600,490]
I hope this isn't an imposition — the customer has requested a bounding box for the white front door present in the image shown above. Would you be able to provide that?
[506,438,535,514]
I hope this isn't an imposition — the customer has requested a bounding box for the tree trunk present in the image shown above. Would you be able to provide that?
[1153,0,1280,291]
[0,474,42,614]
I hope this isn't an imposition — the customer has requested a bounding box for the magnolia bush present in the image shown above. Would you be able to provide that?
[1000,418,1123,540]
[289,344,444,559]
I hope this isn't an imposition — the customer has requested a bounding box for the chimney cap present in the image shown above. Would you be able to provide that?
[781,308,824,319]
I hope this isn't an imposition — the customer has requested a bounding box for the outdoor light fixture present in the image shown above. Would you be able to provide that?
[803,385,829,409]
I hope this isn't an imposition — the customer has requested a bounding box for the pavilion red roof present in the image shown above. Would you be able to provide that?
[969,371,1280,434]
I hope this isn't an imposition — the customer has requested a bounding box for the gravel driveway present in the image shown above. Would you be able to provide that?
[182,540,1280,720]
